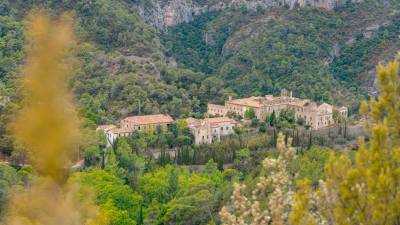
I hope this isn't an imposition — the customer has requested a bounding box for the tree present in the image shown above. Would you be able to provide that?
[163,190,214,225]
[9,146,29,167]
[177,119,189,135]
[83,146,102,168]
[291,60,400,225]
[250,117,259,127]
[0,163,24,216]
[296,117,305,126]
[115,138,145,187]
[244,108,256,120]
[289,146,331,187]
[138,204,144,225]
[269,111,277,127]
[259,122,267,133]
[234,148,252,173]
[70,169,142,224]
[168,168,179,198]
[138,166,171,204]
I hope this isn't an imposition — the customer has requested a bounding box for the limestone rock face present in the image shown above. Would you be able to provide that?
[135,0,361,30]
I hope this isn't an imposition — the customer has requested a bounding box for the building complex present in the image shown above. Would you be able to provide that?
[97,114,174,145]
[208,89,348,130]
[98,89,348,145]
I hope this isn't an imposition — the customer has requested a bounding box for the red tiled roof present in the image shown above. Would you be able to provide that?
[187,117,235,128]
[208,103,226,108]
[226,97,263,108]
[96,124,116,132]
[123,114,174,125]
[205,117,235,124]
[110,127,133,134]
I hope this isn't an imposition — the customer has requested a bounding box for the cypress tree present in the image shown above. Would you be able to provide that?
[138,204,143,225]
[307,131,312,150]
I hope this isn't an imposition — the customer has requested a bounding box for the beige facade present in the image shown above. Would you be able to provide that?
[291,102,334,129]
[207,103,228,116]
[187,117,236,145]
[121,114,174,132]
[208,89,347,130]
[338,106,348,118]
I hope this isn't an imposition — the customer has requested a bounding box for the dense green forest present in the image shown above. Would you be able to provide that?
[164,0,400,108]
[0,0,399,125]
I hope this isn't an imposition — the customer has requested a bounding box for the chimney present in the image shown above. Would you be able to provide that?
[290,91,293,99]
[228,96,232,101]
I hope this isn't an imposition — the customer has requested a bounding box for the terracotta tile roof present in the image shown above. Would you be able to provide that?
[287,99,311,107]
[205,117,235,124]
[263,96,298,105]
[317,103,332,108]
[97,124,116,132]
[208,103,225,108]
[110,127,133,134]
[123,114,174,125]
[187,117,235,128]
[187,118,200,126]
[209,119,236,128]
[226,97,263,108]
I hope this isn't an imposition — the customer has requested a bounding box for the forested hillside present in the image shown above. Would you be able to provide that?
[0,0,235,126]
[164,0,400,110]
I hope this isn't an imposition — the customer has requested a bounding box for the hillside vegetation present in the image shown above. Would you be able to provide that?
[164,0,400,110]
[0,0,235,125]
[0,0,399,124]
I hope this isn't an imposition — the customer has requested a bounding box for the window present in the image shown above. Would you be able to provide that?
[221,127,223,131]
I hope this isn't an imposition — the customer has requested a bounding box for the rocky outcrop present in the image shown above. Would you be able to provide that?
[134,0,361,30]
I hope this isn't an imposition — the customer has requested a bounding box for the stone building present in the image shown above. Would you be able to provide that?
[98,114,174,145]
[120,114,174,132]
[208,89,347,130]
[187,117,236,145]
[338,106,348,118]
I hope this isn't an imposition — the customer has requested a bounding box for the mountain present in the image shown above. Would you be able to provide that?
[134,0,361,30]
[161,0,400,110]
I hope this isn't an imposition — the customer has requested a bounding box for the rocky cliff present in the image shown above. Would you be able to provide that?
[134,0,361,30]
